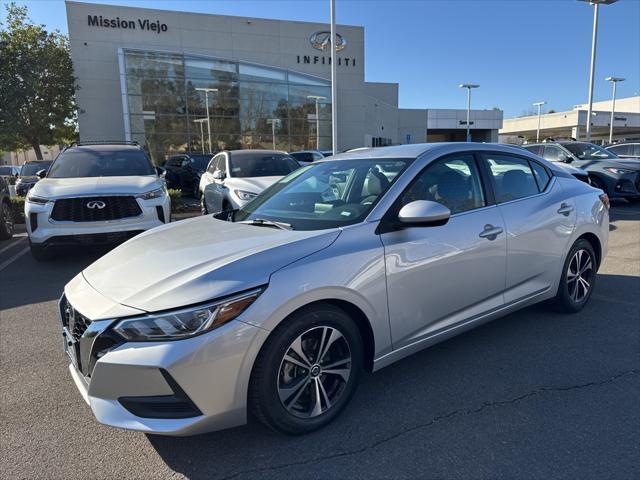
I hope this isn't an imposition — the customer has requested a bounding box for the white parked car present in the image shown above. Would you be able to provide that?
[25,142,171,261]
[200,150,300,213]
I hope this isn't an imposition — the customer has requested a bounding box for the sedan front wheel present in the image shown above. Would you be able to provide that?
[249,303,363,434]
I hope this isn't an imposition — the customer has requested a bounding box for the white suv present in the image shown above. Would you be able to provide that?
[25,142,171,261]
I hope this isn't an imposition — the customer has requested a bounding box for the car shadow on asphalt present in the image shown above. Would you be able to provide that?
[146,273,640,480]
[0,246,111,311]
[609,199,640,222]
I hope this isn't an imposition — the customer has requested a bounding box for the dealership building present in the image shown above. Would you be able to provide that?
[66,1,503,164]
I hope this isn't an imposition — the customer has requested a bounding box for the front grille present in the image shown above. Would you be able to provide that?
[62,300,92,341]
[45,230,144,247]
[51,196,141,222]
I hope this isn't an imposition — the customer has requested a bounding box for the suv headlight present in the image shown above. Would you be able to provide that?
[26,193,49,204]
[137,187,167,200]
[112,288,263,341]
[604,167,635,175]
[234,190,258,201]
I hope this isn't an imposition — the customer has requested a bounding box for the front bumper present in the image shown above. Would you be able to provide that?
[60,288,268,436]
[26,195,171,245]
[606,172,640,198]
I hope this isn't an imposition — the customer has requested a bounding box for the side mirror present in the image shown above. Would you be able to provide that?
[398,200,451,227]
[213,170,225,180]
[36,169,47,179]
[156,166,166,177]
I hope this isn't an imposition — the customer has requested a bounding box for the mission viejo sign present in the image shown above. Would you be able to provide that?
[87,15,168,33]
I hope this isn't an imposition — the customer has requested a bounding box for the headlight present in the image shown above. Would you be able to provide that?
[234,190,258,201]
[137,187,167,200]
[604,167,635,175]
[26,193,49,204]
[112,288,263,341]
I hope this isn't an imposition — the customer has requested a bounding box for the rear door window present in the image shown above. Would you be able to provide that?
[483,154,541,203]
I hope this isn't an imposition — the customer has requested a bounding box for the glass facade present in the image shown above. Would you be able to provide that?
[121,50,332,164]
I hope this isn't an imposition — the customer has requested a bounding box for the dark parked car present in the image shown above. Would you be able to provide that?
[606,143,640,160]
[0,165,21,178]
[522,141,640,201]
[0,176,13,240]
[163,153,213,197]
[289,150,329,165]
[16,161,52,196]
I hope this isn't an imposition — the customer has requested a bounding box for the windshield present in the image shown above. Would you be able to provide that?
[233,158,411,230]
[48,149,155,178]
[563,143,617,160]
[229,153,299,178]
[190,155,212,171]
[21,162,52,176]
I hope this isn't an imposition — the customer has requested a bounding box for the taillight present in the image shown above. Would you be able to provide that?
[599,193,610,209]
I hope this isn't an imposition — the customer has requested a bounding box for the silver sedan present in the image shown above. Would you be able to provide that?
[60,143,608,436]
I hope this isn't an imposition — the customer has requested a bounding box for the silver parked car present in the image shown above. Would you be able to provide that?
[200,150,300,214]
[60,143,609,436]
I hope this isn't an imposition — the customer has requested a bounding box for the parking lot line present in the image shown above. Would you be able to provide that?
[0,246,30,273]
[0,238,25,256]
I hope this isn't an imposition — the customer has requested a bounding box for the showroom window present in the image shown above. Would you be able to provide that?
[121,50,332,164]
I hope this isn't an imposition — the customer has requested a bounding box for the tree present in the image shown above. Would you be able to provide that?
[0,3,77,159]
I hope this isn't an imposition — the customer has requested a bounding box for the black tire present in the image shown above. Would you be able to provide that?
[0,201,13,240]
[193,181,200,199]
[249,303,363,435]
[553,239,597,313]
[589,176,607,194]
[200,197,208,215]
[29,241,52,262]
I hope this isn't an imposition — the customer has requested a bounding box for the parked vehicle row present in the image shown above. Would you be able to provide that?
[0,176,14,240]
[605,142,640,159]
[163,153,213,198]
[58,143,608,436]
[522,141,640,201]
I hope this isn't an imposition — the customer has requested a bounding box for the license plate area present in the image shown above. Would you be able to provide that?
[63,327,79,370]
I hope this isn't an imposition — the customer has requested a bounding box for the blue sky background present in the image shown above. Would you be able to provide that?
[3,0,639,117]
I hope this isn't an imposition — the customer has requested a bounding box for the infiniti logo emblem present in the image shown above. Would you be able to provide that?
[310,31,346,52]
[86,200,106,209]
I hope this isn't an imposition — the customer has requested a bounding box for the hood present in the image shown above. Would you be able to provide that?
[553,162,588,175]
[225,176,282,194]
[16,175,39,183]
[82,215,340,312]
[604,159,640,170]
[31,175,162,199]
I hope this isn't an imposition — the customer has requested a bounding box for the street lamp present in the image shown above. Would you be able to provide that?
[266,118,281,150]
[605,76,625,144]
[307,95,326,149]
[459,84,479,142]
[578,0,619,141]
[330,0,338,154]
[192,118,208,154]
[195,87,218,153]
[533,101,547,142]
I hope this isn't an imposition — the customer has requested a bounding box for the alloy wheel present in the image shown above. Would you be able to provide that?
[567,249,593,303]
[277,326,351,418]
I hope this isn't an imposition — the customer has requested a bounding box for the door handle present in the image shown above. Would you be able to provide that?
[557,203,574,216]
[478,224,503,240]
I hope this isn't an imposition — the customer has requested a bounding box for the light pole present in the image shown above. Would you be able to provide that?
[266,118,281,150]
[195,87,218,153]
[330,0,338,154]
[193,118,208,153]
[459,84,479,142]
[578,0,618,141]
[605,76,624,144]
[533,101,547,142]
[307,95,326,149]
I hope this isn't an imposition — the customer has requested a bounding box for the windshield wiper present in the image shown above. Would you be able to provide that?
[237,218,293,230]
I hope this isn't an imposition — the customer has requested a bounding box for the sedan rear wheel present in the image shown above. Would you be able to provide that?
[250,303,363,434]
[554,239,597,313]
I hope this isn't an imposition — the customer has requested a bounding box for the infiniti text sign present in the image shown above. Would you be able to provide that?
[87,15,168,33]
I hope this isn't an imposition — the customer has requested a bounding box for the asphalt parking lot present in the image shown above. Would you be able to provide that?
[1,202,638,480]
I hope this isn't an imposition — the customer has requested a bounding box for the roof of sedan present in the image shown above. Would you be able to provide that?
[326,142,531,160]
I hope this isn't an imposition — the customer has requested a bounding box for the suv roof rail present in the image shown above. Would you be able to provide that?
[67,141,141,148]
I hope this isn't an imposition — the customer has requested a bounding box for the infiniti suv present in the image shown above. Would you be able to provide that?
[60,143,608,436]
[26,142,171,260]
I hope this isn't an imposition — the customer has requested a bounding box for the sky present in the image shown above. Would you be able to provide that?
[2,0,639,117]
